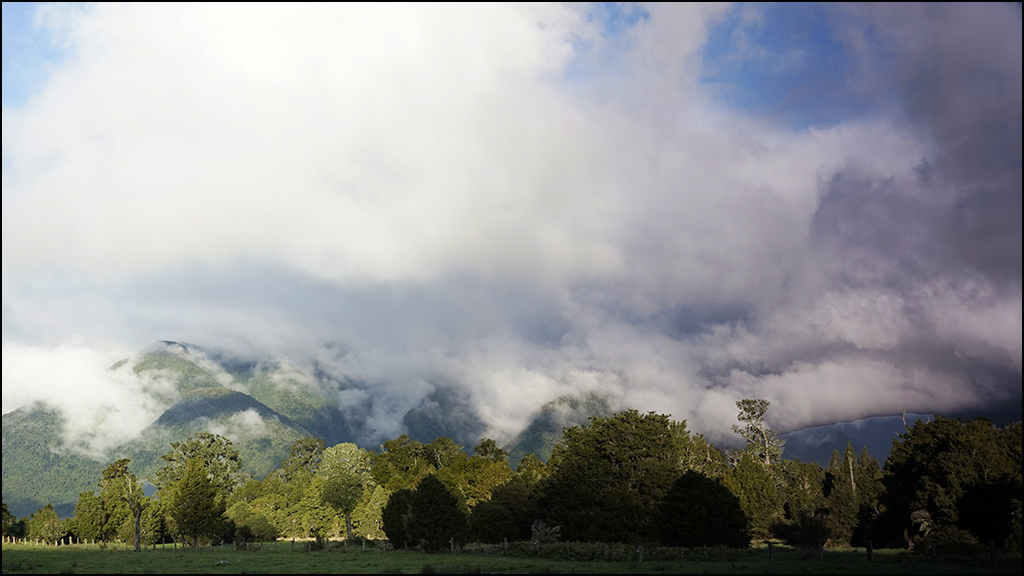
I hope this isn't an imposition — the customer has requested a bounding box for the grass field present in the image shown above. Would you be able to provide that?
[2,540,1020,574]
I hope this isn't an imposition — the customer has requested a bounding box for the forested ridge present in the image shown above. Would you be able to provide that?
[2,401,1020,556]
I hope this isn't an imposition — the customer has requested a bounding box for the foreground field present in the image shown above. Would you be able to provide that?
[1,541,1020,574]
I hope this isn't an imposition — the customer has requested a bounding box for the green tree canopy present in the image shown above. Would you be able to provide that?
[153,432,242,497]
[544,410,692,542]
[100,458,149,551]
[171,458,227,548]
[722,452,781,541]
[321,473,364,540]
[732,398,785,468]
[283,437,325,479]
[27,503,65,544]
[880,416,1022,548]
[407,475,467,552]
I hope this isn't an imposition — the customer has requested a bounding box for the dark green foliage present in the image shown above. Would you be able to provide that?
[543,410,690,542]
[486,456,547,541]
[170,458,227,547]
[381,476,468,552]
[408,475,467,552]
[822,443,883,547]
[2,500,13,536]
[382,488,416,549]
[467,500,516,544]
[654,471,750,548]
[72,492,105,542]
[879,416,1022,548]
[722,452,781,541]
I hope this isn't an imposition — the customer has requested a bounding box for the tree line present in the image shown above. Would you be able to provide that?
[2,400,1020,555]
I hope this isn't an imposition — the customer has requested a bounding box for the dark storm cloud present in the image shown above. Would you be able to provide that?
[819,3,1022,283]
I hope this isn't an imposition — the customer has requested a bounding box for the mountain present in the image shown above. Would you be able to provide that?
[1,403,107,518]
[505,392,614,464]
[2,342,317,517]
[3,339,928,519]
[1,340,524,518]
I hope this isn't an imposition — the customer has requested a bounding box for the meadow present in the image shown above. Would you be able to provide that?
[2,540,1020,574]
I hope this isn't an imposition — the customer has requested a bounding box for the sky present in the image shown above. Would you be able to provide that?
[2,3,1021,452]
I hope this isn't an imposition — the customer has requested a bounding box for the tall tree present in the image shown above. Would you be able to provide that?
[732,399,785,468]
[1,500,13,537]
[407,475,467,552]
[372,434,431,493]
[283,437,326,479]
[722,452,781,541]
[544,410,689,542]
[381,488,416,549]
[321,473,364,540]
[171,458,226,548]
[153,433,242,497]
[100,459,148,551]
[73,491,106,542]
[319,442,374,539]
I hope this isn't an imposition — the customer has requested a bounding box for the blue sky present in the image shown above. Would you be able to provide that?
[2,4,1020,450]
[1,2,64,107]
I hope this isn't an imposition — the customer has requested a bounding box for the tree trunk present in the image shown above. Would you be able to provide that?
[134,511,142,552]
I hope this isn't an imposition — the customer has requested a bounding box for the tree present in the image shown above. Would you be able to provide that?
[73,491,106,542]
[487,454,548,541]
[27,504,64,544]
[283,437,326,479]
[732,399,785,468]
[655,471,750,548]
[544,410,690,542]
[319,442,373,540]
[879,416,1022,549]
[171,458,227,548]
[722,452,781,541]
[321,473,364,540]
[153,433,242,497]
[823,442,883,547]
[1,500,12,537]
[100,459,148,551]
[468,500,517,543]
[407,475,467,552]
[381,488,416,548]
[372,434,431,493]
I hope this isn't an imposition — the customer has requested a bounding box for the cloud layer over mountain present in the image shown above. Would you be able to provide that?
[3,3,1020,449]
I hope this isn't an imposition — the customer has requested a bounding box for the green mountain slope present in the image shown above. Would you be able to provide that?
[505,392,614,464]
[1,403,106,518]
[113,387,311,486]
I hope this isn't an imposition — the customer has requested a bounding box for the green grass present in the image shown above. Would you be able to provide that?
[2,540,1020,574]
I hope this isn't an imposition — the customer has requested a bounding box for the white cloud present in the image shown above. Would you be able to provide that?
[2,4,1019,449]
